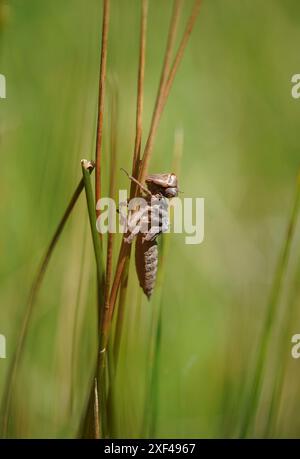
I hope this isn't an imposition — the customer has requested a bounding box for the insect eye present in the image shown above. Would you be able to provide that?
[165,187,177,198]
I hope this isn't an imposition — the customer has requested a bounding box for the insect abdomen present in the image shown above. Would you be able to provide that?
[135,235,158,299]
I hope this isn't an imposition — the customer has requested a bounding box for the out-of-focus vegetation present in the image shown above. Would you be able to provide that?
[1,0,300,438]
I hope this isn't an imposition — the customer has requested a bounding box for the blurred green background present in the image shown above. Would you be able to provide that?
[1,0,300,438]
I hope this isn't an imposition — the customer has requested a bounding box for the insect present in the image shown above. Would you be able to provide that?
[121,170,178,299]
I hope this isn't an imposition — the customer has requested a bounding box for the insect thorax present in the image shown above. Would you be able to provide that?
[124,194,169,244]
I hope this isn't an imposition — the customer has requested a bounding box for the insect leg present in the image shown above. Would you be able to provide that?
[124,205,149,244]
[120,168,152,197]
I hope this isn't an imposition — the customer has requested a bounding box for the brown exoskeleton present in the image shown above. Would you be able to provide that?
[121,170,178,299]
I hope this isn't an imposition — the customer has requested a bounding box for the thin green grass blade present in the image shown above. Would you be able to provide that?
[0,172,92,438]
[70,219,88,416]
[141,235,169,438]
[81,160,105,310]
[80,159,106,438]
[264,256,300,437]
[148,252,165,438]
[240,171,300,438]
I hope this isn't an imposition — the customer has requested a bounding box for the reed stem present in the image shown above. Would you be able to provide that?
[139,0,200,184]
[95,0,110,214]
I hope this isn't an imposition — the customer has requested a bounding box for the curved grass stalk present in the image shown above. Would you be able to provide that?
[70,218,88,416]
[0,167,94,438]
